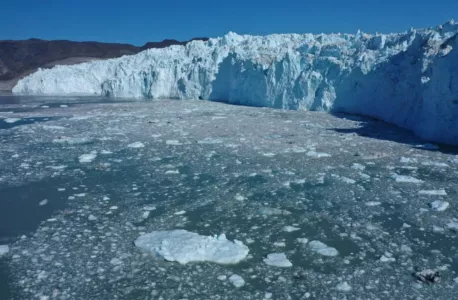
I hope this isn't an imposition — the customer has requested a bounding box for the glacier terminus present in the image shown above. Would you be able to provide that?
[13,20,458,145]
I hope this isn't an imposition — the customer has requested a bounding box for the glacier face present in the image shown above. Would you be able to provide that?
[13,21,458,145]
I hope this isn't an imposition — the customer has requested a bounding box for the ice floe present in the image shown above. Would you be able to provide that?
[0,245,9,257]
[134,230,249,264]
[127,141,145,148]
[229,274,245,288]
[429,200,449,211]
[263,253,292,267]
[308,241,339,257]
[78,152,97,163]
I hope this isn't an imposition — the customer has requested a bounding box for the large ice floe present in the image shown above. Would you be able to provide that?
[134,230,249,264]
[13,20,458,145]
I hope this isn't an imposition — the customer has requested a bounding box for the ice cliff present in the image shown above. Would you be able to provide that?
[13,21,458,145]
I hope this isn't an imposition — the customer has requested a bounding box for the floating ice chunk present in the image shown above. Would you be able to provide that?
[134,230,249,264]
[229,274,245,288]
[78,152,97,163]
[48,165,66,170]
[365,201,381,206]
[273,242,286,247]
[306,151,331,158]
[101,150,113,155]
[263,253,292,267]
[380,252,396,262]
[336,282,352,292]
[283,226,300,232]
[4,118,21,123]
[291,147,307,153]
[109,206,118,210]
[258,207,291,216]
[174,210,186,215]
[391,174,423,183]
[143,206,156,211]
[60,104,68,108]
[308,241,339,257]
[0,245,9,257]
[262,152,275,157]
[42,125,65,130]
[166,140,182,145]
[88,215,97,221]
[340,177,356,184]
[418,189,447,196]
[297,238,309,244]
[235,194,246,201]
[127,142,145,148]
[400,245,413,254]
[38,199,48,206]
[140,211,150,220]
[422,161,449,168]
[429,200,449,211]
[197,138,222,144]
[351,163,365,170]
[165,170,180,174]
[53,136,91,144]
[110,258,123,265]
[400,157,418,164]
[217,275,227,281]
[69,115,91,121]
[447,221,458,231]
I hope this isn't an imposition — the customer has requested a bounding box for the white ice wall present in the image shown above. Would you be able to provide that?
[13,21,458,145]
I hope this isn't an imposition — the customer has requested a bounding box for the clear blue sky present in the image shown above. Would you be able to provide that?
[2,0,457,46]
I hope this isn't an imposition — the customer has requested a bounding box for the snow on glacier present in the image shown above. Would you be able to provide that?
[134,230,249,265]
[13,20,458,145]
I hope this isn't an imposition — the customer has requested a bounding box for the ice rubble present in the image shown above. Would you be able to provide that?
[134,230,249,264]
[13,20,458,145]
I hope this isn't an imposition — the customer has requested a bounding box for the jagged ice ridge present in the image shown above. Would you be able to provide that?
[13,21,458,145]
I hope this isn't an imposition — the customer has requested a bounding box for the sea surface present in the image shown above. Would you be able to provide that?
[1,95,458,299]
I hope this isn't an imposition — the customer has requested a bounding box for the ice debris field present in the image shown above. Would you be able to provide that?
[13,21,458,145]
[0,96,458,299]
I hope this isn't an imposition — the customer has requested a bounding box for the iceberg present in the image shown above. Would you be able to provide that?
[13,20,458,145]
[134,230,249,265]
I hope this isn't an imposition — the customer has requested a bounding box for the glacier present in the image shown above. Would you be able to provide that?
[13,21,458,145]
